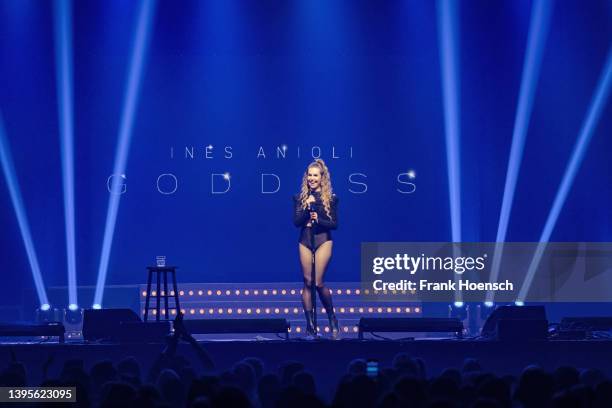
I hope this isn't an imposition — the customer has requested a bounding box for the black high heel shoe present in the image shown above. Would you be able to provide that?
[329,312,340,340]
[304,310,319,339]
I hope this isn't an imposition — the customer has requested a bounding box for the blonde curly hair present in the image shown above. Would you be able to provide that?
[299,159,334,220]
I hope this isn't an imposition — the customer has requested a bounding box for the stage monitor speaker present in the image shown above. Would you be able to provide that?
[82,308,141,342]
[481,306,548,341]
[116,321,171,343]
[0,322,65,343]
[560,317,612,332]
[183,319,289,338]
[358,317,463,340]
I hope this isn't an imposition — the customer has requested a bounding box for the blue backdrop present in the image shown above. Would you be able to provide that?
[0,0,610,307]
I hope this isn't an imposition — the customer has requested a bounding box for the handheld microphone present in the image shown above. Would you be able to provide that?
[308,188,317,224]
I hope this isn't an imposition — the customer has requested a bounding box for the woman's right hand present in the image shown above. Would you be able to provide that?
[306,195,316,204]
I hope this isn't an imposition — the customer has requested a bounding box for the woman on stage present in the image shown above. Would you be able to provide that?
[293,159,339,339]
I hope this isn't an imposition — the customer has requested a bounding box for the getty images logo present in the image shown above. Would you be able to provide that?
[372,253,488,275]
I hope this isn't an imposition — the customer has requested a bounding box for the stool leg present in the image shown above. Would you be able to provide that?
[172,269,181,315]
[144,269,153,322]
[163,271,169,320]
[156,270,161,322]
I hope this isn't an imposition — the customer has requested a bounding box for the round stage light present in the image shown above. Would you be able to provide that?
[40,304,51,311]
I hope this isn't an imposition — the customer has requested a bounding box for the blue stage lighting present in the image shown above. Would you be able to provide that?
[484,301,495,308]
[449,302,468,321]
[518,46,612,302]
[93,0,157,308]
[514,301,525,306]
[54,0,78,309]
[0,114,50,307]
[36,307,60,323]
[68,303,79,311]
[41,303,51,312]
[487,0,554,303]
[92,303,102,310]
[65,307,82,325]
[437,0,462,304]
[437,0,461,244]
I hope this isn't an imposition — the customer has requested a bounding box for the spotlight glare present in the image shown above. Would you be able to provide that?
[437,0,463,306]
[41,303,51,311]
[92,0,158,307]
[488,0,554,304]
[518,46,612,302]
[453,301,464,308]
[54,0,79,310]
[0,115,50,306]
[484,301,494,308]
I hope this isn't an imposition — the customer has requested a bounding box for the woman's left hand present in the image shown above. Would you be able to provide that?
[310,212,318,221]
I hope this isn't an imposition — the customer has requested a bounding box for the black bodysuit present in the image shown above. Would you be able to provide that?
[293,191,338,250]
